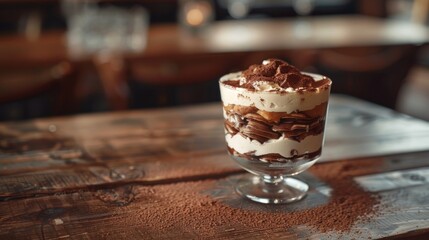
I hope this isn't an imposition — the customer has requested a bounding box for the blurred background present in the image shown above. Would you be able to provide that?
[1,0,429,121]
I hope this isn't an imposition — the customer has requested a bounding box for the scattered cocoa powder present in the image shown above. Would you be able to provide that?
[116,159,382,238]
[306,159,383,233]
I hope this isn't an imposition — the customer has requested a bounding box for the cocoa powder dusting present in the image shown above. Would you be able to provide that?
[117,159,382,237]
[224,59,331,92]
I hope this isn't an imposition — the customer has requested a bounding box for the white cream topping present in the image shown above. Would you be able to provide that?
[251,81,282,92]
[225,133,324,158]
[219,72,331,113]
[262,59,271,65]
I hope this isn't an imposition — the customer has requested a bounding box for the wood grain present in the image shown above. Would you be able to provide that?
[1,153,429,239]
[1,95,429,239]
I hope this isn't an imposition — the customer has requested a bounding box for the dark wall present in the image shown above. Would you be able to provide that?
[0,0,365,34]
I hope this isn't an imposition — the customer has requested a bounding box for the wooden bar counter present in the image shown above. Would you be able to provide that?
[1,15,428,64]
[1,95,429,239]
[1,15,428,112]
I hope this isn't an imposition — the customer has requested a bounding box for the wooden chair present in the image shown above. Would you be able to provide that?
[314,45,420,109]
[97,53,244,110]
[0,61,76,120]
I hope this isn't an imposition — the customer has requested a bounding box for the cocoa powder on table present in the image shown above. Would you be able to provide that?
[306,159,382,233]
[117,158,382,237]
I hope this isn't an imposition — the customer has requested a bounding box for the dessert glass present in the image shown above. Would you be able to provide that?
[219,72,331,204]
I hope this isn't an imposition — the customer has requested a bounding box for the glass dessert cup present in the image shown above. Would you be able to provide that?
[230,152,320,204]
[219,70,331,204]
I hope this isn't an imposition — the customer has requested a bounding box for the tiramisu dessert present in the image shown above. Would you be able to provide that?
[219,59,331,174]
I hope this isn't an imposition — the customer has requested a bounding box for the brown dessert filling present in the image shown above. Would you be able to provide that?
[227,146,322,163]
[224,102,327,143]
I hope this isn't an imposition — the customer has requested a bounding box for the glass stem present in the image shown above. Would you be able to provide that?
[261,175,285,193]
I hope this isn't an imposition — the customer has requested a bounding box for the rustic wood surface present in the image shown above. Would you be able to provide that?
[1,95,429,239]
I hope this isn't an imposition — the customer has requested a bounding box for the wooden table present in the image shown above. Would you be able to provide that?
[1,15,428,64]
[1,15,428,112]
[1,94,429,239]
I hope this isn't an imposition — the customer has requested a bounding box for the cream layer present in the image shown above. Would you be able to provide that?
[219,72,331,113]
[225,133,324,158]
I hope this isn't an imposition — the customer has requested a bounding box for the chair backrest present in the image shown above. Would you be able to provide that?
[94,53,241,110]
[0,61,76,120]
[122,53,243,109]
[314,45,420,109]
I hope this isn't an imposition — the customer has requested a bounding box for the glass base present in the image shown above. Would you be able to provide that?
[235,175,309,204]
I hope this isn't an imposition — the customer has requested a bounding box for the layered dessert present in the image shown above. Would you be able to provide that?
[219,59,331,164]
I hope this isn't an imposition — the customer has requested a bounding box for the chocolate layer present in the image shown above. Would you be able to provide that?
[228,146,322,163]
[224,103,327,143]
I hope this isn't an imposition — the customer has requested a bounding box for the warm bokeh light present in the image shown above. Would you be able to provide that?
[181,1,213,28]
[186,8,204,26]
